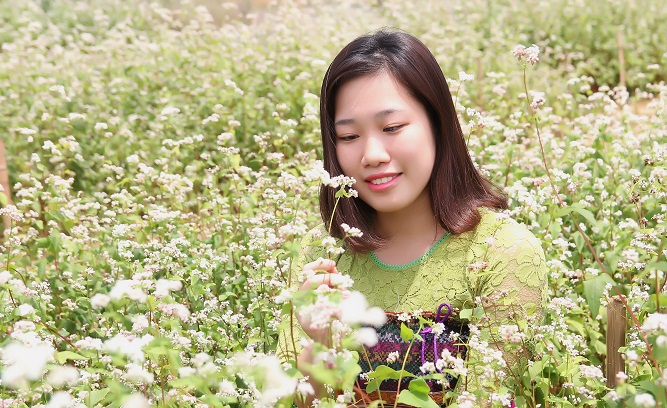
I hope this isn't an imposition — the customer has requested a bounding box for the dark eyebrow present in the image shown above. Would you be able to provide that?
[334,109,404,126]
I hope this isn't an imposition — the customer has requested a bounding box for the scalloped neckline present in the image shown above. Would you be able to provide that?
[370,232,451,270]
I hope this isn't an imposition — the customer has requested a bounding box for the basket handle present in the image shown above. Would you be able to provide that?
[435,302,452,322]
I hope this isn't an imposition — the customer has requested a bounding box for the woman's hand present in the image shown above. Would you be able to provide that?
[297,258,341,344]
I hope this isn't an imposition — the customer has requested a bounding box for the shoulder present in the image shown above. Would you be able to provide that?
[475,208,543,253]
[469,209,547,286]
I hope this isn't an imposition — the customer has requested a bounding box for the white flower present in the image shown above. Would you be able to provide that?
[297,381,315,397]
[229,352,297,406]
[219,379,238,396]
[525,44,540,65]
[467,261,489,272]
[354,327,379,347]
[109,280,147,303]
[489,392,513,406]
[0,205,23,222]
[642,313,667,332]
[340,291,386,327]
[431,323,445,336]
[124,363,155,384]
[47,366,80,387]
[615,371,627,383]
[624,350,639,362]
[386,351,400,364]
[512,44,539,65]
[154,279,183,298]
[328,273,354,290]
[530,91,546,111]
[90,293,110,309]
[579,365,603,379]
[131,315,149,332]
[121,393,150,408]
[45,391,74,408]
[274,288,293,304]
[397,313,411,322]
[104,334,152,363]
[160,106,180,116]
[297,292,340,332]
[17,304,35,316]
[420,361,436,373]
[458,71,474,82]
[304,160,329,182]
[457,391,477,408]
[74,337,104,351]
[634,393,656,407]
[497,325,526,343]
[158,303,190,321]
[0,271,12,284]
[179,367,196,377]
[511,44,527,60]
[1,342,55,389]
[341,223,363,238]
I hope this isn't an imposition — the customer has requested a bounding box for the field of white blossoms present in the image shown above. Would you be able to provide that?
[1,0,666,407]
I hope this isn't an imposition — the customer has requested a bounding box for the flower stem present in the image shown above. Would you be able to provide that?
[393,329,418,408]
[328,196,341,235]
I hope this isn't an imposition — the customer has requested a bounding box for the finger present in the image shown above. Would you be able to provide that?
[303,258,338,274]
[300,273,338,291]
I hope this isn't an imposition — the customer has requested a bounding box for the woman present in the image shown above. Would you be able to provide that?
[280,29,548,407]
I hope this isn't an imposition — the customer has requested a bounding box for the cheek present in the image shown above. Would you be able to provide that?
[335,147,354,175]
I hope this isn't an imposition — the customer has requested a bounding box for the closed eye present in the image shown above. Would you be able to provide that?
[384,124,405,133]
[337,134,358,142]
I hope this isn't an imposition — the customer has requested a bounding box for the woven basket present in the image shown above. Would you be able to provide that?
[351,304,469,407]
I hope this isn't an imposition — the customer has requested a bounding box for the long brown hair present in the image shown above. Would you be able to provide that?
[319,30,507,252]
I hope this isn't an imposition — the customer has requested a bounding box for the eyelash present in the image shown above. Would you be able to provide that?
[336,125,405,141]
[338,135,358,142]
[384,124,404,132]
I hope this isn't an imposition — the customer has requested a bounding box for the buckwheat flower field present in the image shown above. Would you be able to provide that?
[0,0,666,407]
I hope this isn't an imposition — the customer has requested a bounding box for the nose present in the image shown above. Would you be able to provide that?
[360,135,390,168]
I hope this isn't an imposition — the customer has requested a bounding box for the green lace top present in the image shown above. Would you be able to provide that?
[278,208,548,396]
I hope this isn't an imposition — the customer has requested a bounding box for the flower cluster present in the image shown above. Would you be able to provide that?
[511,44,540,65]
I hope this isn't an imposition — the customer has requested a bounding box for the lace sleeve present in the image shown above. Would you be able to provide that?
[461,215,549,400]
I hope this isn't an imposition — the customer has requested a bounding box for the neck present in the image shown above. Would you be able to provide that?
[375,198,442,244]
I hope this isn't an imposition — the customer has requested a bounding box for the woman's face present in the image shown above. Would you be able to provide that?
[334,72,436,217]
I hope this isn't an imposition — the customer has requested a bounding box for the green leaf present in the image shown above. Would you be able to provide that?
[637,380,661,399]
[565,317,585,336]
[400,323,414,342]
[54,351,88,364]
[87,388,109,406]
[230,154,241,169]
[0,192,7,206]
[583,273,615,317]
[556,204,597,226]
[396,389,440,408]
[366,365,415,381]
[573,231,585,252]
[200,394,226,407]
[646,261,667,272]
[408,378,431,395]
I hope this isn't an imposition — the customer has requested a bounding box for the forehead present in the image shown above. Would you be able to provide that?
[334,72,416,122]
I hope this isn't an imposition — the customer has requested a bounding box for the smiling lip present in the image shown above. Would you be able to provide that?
[365,173,401,191]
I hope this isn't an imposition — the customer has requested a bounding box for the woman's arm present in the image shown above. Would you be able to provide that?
[461,214,548,401]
